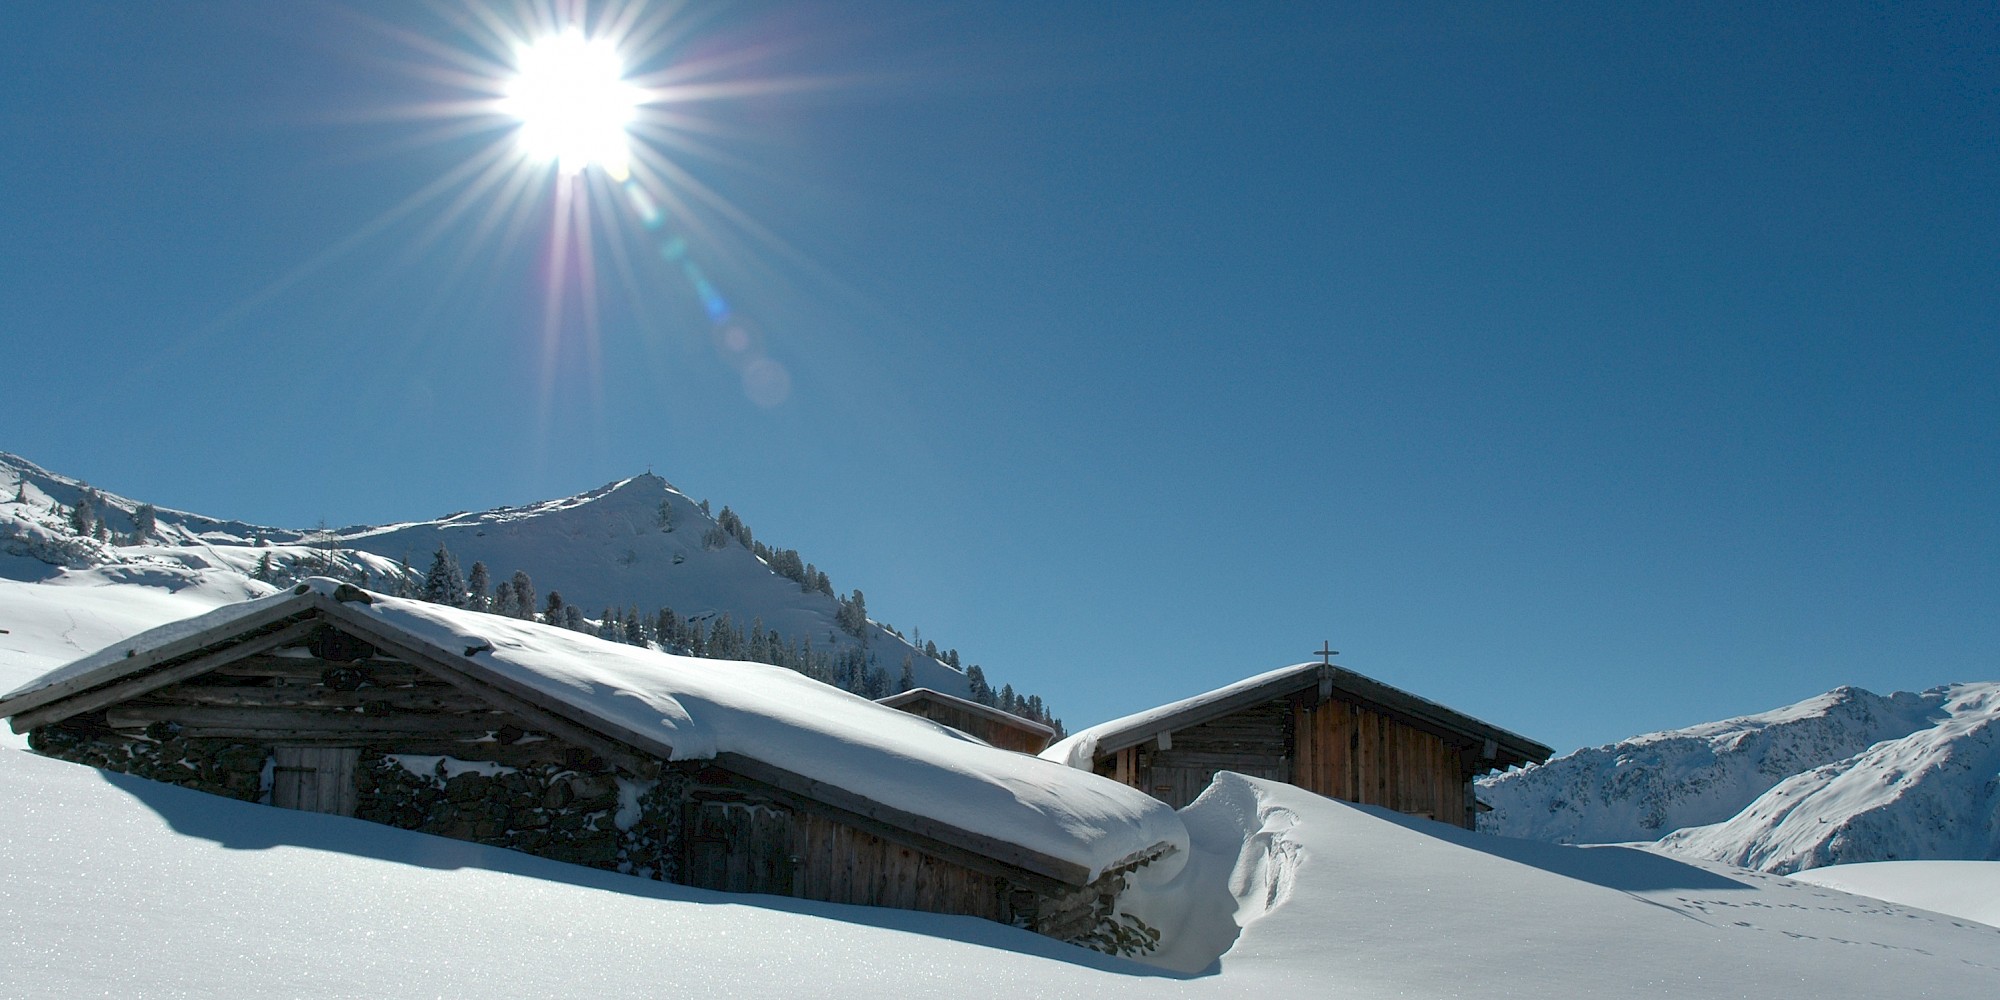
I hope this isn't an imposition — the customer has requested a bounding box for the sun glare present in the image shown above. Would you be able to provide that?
[504,30,642,179]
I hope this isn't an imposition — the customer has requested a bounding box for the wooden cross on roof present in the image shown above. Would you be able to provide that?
[1316,641,1338,666]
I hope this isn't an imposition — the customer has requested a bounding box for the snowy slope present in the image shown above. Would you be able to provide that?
[0,452,975,699]
[1788,860,2000,929]
[1478,684,1948,843]
[1660,683,2000,872]
[326,473,971,695]
[4,748,1994,998]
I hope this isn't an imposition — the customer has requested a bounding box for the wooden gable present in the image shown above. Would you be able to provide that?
[876,687,1056,754]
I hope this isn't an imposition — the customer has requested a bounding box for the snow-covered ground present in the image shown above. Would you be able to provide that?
[4,747,1994,998]
[1787,861,2000,930]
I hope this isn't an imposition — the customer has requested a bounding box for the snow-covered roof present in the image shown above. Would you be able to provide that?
[1044,661,1552,772]
[1,579,1185,885]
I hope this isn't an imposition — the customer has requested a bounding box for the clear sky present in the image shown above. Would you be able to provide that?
[3,2,1994,752]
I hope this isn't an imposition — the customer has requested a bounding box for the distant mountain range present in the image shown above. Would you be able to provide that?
[0,451,1051,722]
[1479,682,2000,872]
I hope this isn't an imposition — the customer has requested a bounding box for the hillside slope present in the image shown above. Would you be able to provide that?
[0,452,977,702]
[1660,683,2000,872]
[1478,685,1945,844]
[1480,682,2000,874]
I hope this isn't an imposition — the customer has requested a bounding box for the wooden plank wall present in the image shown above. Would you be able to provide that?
[1133,701,1292,809]
[684,800,1016,924]
[788,811,1009,922]
[271,746,360,815]
[1293,697,1468,827]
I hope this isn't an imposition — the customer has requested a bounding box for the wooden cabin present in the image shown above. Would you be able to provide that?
[876,687,1056,754]
[1044,662,1552,827]
[0,580,1177,952]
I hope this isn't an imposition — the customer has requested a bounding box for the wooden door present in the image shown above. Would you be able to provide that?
[271,746,360,816]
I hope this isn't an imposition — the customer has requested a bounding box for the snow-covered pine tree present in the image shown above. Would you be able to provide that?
[898,655,915,693]
[545,590,565,623]
[420,544,466,607]
[466,561,491,613]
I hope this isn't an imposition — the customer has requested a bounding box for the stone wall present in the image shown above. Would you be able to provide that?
[30,722,267,802]
[28,723,691,880]
[354,754,689,879]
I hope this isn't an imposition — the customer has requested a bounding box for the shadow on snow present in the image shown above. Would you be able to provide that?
[93,765,1187,979]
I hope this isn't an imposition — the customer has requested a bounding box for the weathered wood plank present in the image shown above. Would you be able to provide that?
[106,703,518,735]
[209,656,433,684]
[309,605,662,779]
[146,684,490,712]
[9,618,322,733]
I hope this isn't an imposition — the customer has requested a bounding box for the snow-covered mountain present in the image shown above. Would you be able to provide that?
[0,451,978,701]
[1480,683,2000,873]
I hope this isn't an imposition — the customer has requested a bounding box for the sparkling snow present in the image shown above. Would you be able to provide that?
[3,749,1995,998]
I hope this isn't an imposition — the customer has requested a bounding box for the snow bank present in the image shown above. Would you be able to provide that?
[1132,773,2000,996]
[1788,860,2000,929]
[4,748,1996,998]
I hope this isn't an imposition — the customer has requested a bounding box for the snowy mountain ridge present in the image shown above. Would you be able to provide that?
[1479,681,2000,873]
[0,451,988,706]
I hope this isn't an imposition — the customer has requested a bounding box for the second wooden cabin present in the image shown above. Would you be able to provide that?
[1043,662,1551,827]
[876,687,1057,754]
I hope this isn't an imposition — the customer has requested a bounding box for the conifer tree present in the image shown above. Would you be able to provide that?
[545,589,565,622]
[490,579,520,618]
[132,503,158,540]
[393,554,415,598]
[898,655,915,693]
[69,493,97,537]
[420,544,466,607]
[466,562,491,613]
[510,571,536,620]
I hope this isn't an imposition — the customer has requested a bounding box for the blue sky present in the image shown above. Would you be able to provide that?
[3,2,1994,752]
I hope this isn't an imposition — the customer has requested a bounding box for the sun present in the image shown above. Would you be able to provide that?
[503,29,643,179]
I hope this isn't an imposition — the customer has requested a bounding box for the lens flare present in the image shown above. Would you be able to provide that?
[503,29,642,179]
